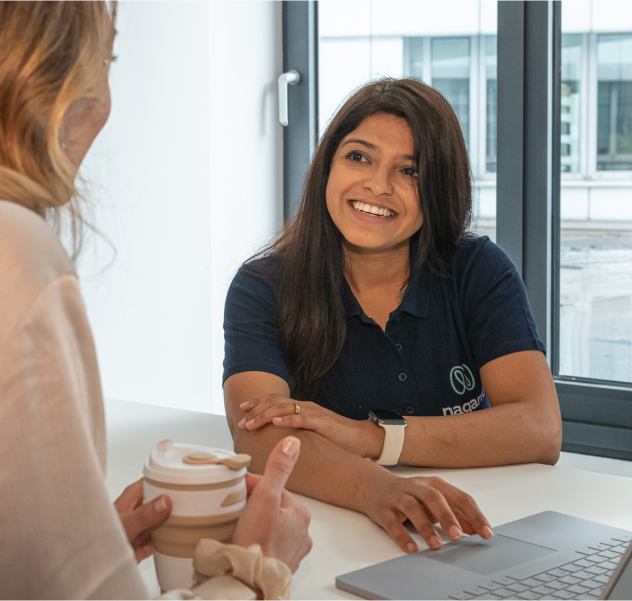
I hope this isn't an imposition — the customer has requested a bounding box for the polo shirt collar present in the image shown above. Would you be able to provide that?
[341,269,431,320]
[341,277,362,319]
[399,270,430,318]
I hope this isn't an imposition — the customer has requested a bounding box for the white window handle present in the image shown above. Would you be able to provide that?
[278,70,301,127]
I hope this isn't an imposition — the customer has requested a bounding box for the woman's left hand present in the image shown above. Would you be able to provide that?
[114,478,172,563]
[237,394,381,458]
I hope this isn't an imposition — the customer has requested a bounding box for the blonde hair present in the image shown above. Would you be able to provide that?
[0,1,116,260]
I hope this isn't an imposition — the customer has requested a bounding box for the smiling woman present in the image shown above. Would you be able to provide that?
[223,78,562,556]
[326,114,423,257]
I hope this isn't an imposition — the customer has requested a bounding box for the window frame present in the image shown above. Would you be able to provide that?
[283,0,632,461]
[282,0,319,220]
[499,0,632,461]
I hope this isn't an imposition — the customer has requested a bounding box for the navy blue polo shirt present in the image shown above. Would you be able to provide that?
[223,236,545,419]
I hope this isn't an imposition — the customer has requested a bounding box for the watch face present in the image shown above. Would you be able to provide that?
[371,409,404,421]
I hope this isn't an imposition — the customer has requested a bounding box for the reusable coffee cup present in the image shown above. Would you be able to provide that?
[143,440,251,592]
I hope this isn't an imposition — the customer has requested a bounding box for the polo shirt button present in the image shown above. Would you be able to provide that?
[395,343,402,351]
[398,372,408,382]
[405,405,415,415]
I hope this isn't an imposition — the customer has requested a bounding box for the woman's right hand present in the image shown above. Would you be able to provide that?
[232,436,312,573]
[364,472,493,554]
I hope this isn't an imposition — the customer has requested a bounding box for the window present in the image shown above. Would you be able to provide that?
[430,37,471,149]
[555,2,632,458]
[318,2,498,238]
[561,34,581,174]
[597,34,632,172]
[486,35,498,174]
[284,0,632,459]
[403,33,498,185]
[558,11,632,386]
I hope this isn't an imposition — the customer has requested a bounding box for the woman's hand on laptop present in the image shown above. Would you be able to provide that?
[364,473,493,555]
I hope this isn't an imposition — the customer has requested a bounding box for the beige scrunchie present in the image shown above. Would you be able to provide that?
[192,539,293,600]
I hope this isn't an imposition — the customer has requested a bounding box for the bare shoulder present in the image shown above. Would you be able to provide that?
[0,201,76,342]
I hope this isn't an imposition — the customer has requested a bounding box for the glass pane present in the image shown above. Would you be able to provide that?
[559,233,632,382]
[486,35,497,174]
[318,1,498,240]
[558,3,632,384]
[406,37,424,79]
[597,33,632,171]
[561,34,582,174]
[431,37,471,148]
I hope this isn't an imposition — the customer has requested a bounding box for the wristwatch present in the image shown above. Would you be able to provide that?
[368,409,407,466]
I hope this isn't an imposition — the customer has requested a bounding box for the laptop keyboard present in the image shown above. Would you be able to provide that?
[448,534,631,600]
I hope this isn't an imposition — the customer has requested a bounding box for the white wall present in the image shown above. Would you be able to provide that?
[79,1,282,415]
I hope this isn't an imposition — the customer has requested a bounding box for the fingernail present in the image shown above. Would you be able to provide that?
[273,417,283,424]
[482,525,493,539]
[430,535,442,549]
[449,525,462,540]
[246,419,255,428]
[238,418,245,428]
[406,542,417,554]
[154,495,168,513]
[240,401,251,408]
[282,436,300,456]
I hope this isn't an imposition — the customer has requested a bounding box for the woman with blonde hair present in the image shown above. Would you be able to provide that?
[0,2,311,599]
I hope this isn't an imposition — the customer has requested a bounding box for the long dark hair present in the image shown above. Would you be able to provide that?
[248,78,472,400]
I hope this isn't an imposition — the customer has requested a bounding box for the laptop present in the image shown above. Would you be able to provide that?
[336,512,632,600]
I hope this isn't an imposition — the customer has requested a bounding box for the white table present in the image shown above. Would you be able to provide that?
[105,399,632,600]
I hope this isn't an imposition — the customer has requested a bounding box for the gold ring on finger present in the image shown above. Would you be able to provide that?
[294,402,300,414]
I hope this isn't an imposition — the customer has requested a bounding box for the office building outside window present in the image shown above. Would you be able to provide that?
[319,0,632,385]
[429,37,471,149]
[485,34,497,175]
[318,0,498,238]
[597,33,632,172]
[559,3,632,384]
[561,33,581,175]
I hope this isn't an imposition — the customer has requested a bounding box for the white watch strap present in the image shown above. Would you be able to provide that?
[376,422,406,466]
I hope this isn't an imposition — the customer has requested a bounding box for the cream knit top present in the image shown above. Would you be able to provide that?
[0,201,291,600]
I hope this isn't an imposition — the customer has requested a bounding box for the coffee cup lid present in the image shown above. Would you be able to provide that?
[143,442,248,485]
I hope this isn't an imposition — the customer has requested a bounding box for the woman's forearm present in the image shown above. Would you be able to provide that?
[224,374,497,554]
[391,402,562,468]
[232,423,388,514]
[225,371,393,512]
[384,350,562,469]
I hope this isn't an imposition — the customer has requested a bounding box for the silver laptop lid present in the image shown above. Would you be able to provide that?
[602,539,632,600]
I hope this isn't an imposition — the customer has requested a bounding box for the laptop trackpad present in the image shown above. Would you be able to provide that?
[425,534,557,576]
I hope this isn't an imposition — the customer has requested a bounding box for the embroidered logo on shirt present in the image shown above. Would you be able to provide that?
[449,364,475,395]
[442,391,485,415]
